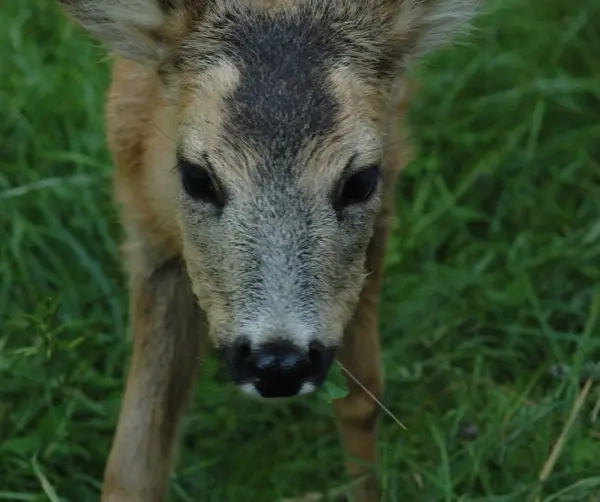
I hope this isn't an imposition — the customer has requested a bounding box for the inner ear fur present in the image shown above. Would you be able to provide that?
[392,0,483,63]
[57,0,195,64]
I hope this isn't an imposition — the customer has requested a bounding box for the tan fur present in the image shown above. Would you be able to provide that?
[57,0,482,500]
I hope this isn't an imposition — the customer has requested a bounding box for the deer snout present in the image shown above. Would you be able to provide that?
[224,338,335,398]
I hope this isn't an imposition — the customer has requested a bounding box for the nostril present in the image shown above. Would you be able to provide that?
[308,340,326,363]
[308,341,336,383]
[234,337,251,361]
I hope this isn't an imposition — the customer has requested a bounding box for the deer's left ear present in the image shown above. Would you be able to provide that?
[392,0,483,63]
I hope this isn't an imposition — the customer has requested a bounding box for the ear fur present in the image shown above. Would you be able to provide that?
[57,0,482,72]
[57,0,187,63]
[394,0,483,62]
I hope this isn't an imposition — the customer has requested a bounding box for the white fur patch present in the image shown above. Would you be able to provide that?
[298,382,317,396]
[237,310,321,348]
[238,383,261,397]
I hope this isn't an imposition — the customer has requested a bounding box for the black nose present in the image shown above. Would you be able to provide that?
[248,341,310,397]
[227,339,333,398]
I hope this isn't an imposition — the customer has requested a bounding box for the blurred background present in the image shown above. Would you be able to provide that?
[1,0,599,500]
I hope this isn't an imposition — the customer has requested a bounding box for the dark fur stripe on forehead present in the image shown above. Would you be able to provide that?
[217,9,343,168]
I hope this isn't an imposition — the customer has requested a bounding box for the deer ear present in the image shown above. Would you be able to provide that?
[394,0,483,62]
[57,0,184,63]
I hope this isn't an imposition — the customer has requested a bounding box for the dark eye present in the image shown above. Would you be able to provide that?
[337,165,381,209]
[178,157,224,206]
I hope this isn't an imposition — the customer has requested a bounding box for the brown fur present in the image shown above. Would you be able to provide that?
[56,1,482,500]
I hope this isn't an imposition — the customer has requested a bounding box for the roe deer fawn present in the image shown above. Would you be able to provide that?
[57,0,482,500]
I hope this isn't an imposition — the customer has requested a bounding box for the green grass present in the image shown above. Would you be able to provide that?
[1,0,599,500]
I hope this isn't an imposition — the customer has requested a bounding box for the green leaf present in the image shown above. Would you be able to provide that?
[320,363,349,403]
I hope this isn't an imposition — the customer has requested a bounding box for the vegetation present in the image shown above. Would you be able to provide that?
[1,0,599,500]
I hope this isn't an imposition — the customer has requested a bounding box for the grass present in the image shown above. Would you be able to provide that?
[1,0,599,500]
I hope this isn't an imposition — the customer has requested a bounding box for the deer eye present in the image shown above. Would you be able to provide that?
[336,165,381,209]
[178,156,224,207]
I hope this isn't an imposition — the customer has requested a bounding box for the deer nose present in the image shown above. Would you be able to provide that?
[228,338,333,398]
[247,341,310,397]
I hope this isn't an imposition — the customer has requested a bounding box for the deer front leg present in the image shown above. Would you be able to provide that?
[333,208,395,502]
[101,255,205,502]
[332,97,414,502]
[333,294,382,502]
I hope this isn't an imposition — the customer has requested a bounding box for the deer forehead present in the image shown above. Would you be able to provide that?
[177,10,383,189]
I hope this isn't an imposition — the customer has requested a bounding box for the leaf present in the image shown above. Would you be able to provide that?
[320,363,349,403]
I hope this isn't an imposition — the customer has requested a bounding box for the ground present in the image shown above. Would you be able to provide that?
[1,0,599,501]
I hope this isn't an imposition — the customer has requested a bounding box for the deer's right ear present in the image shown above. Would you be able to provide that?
[57,0,187,64]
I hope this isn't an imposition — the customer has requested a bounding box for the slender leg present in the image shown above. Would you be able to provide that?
[333,82,417,501]
[101,254,205,502]
[333,219,390,502]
